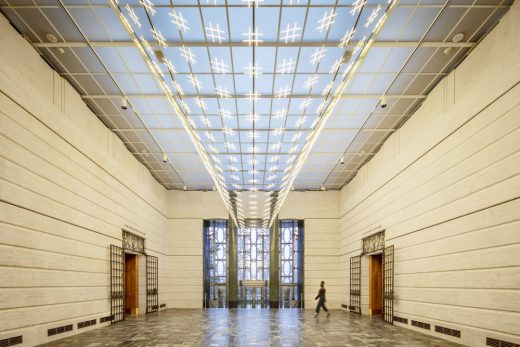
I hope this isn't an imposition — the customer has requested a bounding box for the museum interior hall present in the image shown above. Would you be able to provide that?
[0,0,519,346]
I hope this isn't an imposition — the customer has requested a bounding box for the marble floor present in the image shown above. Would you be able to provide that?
[39,309,463,347]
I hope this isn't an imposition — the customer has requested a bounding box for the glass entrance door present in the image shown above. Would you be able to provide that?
[203,220,228,308]
[238,221,270,307]
[279,220,304,308]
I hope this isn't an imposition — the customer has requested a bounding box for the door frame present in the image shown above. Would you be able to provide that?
[368,252,383,316]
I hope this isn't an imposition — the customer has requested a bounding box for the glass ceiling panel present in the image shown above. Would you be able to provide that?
[4,0,508,226]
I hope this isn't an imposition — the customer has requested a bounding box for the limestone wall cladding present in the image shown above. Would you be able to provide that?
[166,190,228,308]
[339,2,520,346]
[279,191,342,310]
[0,13,171,346]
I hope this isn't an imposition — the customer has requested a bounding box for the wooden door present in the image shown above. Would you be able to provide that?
[124,254,138,315]
[369,254,383,315]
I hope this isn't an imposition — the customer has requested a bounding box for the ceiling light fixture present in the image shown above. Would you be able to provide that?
[266,0,399,227]
[170,9,189,32]
[380,94,387,108]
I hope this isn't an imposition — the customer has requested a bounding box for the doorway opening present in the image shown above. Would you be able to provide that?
[237,222,270,308]
[369,253,383,316]
[124,253,139,316]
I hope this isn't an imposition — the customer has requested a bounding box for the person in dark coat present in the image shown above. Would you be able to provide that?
[314,281,330,318]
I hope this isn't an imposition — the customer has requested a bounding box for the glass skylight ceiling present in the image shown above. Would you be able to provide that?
[0,0,511,226]
[110,0,387,194]
[107,0,403,226]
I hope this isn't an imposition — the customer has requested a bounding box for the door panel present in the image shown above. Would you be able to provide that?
[383,245,394,324]
[124,254,138,315]
[146,255,159,313]
[369,254,383,315]
[110,245,125,323]
[349,256,361,314]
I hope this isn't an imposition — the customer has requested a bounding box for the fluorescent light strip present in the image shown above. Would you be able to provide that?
[267,0,400,227]
[108,2,239,227]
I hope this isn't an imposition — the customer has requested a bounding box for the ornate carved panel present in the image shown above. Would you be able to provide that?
[362,230,385,254]
[122,230,145,254]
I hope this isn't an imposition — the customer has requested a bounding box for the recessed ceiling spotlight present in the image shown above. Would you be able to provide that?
[380,94,387,108]
[320,186,326,191]
[443,47,453,55]
[45,33,58,43]
[155,49,165,61]
[342,48,353,64]
[44,33,65,54]
[452,32,464,43]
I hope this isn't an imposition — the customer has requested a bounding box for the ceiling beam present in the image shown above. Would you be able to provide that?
[32,41,476,48]
[133,151,378,156]
[115,128,397,132]
[1,4,508,9]
[83,94,426,99]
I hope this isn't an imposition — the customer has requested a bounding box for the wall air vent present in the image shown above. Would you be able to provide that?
[393,316,408,324]
[0,335,23,346]
[411,320,430,330]
[435,325,461,338]
[99,316,112,323]
[160,304,166,308]
[47,324,73,336]
[78,319,97,329]
[486,337,520,347]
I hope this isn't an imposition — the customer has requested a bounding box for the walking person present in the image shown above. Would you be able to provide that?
[314,281,330,318]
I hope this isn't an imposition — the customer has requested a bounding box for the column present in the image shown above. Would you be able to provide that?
[269,217,279,308]
[227,216,238,308]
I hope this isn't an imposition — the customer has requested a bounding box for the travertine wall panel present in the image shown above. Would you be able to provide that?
[0,13,171,346]
[339,3,520,347]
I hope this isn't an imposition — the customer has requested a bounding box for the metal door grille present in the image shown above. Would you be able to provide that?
[383,245,394,324]
[110,245,125,323]
[146,255,159,313]
[349,256,361,314]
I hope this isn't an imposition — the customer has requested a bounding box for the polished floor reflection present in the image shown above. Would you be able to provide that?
[39,309,462,347]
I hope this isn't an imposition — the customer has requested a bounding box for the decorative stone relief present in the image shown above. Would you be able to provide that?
[362,230,385,254]
[123,230,145,254]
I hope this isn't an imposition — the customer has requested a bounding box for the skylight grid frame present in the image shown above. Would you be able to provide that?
[103,0,240,226]
[2,0,189,189]
[264,0,341,199]
[274,0,353,193]
[268,0,401,227]
[191,0,241,191]
[321,0,509,189]
[2,0,510,222]
[130,1,221,189]
[259,0,284,190]
[304,1,446,188]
